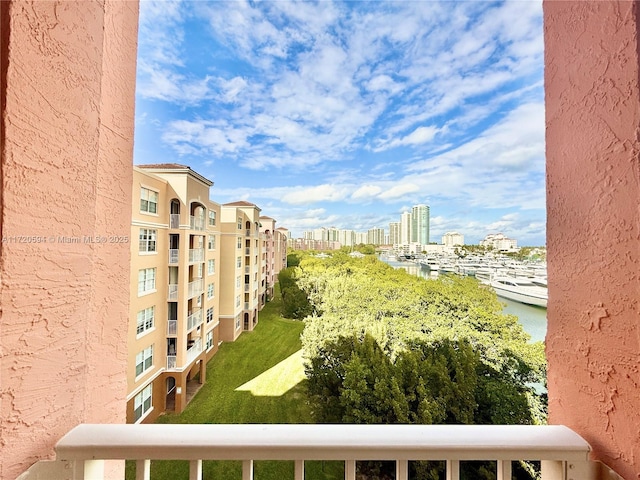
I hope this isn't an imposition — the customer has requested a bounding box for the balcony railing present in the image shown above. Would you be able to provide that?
[166,355,177,369]
[188,248,204,264]
[246,229,251,236]
[19,424,619,480]
[167,319,177,336]
[244,302,250,310]
[168,284,178,301]
[186,337,202,365]
[186,310,202,331]
[169,214,180,229]
[187,279,203,299]
[168,249,179,265]
[245,266,250,274]
[190,215,205,231]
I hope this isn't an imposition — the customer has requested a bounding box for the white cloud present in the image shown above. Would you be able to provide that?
[281,185,349,205]
[378,183,420,200]
[351,185,382,200]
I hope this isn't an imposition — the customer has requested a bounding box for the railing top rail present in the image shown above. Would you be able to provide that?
[55,424,590,462]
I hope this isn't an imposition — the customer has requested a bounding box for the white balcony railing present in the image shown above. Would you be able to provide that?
[168,249,179,264]
[169,214,180,229]
[166,355,177,369]
[186,310,202,332]
[186,337,202,365]
[245,266,250,274]
[168,284,178,301]
[167,319,177,336]
[18,424,619,480]
[187,279,203,299]
[190,215,205,231]
[188,248,204,264]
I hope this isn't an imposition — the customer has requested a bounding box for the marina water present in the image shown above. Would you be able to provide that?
[383,259,547,343]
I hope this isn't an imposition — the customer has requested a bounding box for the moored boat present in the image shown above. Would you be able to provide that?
[490,276,548,308]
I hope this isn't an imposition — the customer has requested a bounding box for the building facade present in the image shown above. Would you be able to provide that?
[219,201,263,340]
[411,204,430,245]
[127,165,222,423]
[442,232,464,247]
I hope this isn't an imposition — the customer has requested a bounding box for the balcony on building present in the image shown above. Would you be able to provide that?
[187,279,204,299]
[188,248,204,264]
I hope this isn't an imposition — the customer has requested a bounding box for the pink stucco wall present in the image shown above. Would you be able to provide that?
[0,1,138,478]
[544,2,640,478]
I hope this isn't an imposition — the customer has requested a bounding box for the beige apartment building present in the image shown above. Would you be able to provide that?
[127,164,222,423]
[218,201,264,341]
[260,217,289,301]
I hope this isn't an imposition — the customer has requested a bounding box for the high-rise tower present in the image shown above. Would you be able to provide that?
[411,204,430,245]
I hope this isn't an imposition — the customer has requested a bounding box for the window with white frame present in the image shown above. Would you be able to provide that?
[237,217,242,229]
[134,384,153,422]
[208,259,215,275]
[236,295,240,307]
[207,283,214,299]
[206,330,213,350]
[235,315,241,329]
[135,345,153,377]
[236,276,241,288]
[206,306,214,323]
[138,268,156,295]
[140,187,158,214]
[208,234,215,250]
[209,210,216,226]
[197,263,204,278]
[236,256,241,268]
[139,228,157,253]
[237,237,242,249]
[136,306,155,335]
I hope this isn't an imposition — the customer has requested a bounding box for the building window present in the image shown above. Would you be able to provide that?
[237,217,242,229]
[235,315,241,329]
[206,330,214,350]
[197,263,204,278]
[236,295,240,307]
[139,228,157,253]
[136,306,155,335]
[208,210,216,226]
[236,256,241,268]
[206,307,214,323]
[207,283,214,299]
[138,268,156,295]
[208,259,215,275]
[134,384,153,422]
[135,345,153,377]
[208,235,215,250]
[237,237,242,249]
[140,187,158,214]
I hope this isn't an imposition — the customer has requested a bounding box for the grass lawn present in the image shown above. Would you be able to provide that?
[127,285,343,480]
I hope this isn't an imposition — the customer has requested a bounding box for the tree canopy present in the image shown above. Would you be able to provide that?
[293,253,546,426]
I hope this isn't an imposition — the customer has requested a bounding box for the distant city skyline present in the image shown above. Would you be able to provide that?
[134,1,545,245]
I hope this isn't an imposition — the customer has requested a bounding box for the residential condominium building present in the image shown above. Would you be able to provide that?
[411,204,430,245]
[260,217,288,302]
[128,164,222,423]
[219,201,263,340]
[442,232,464,247]
[480,232,517,251]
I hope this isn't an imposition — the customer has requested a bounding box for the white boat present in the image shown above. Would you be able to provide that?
[490,276,548,308]
[419,257,440,272]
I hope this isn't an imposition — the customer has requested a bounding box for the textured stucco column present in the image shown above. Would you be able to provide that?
[0,1,138,478]
[544,2,640,478]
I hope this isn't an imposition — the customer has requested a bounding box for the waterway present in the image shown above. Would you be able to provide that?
[383,260,547,343]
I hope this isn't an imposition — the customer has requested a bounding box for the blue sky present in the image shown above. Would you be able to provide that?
[134,0,545,245]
